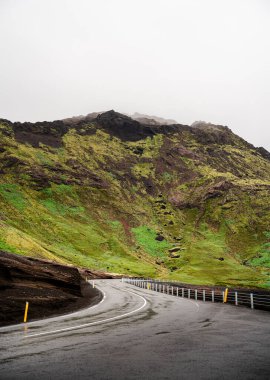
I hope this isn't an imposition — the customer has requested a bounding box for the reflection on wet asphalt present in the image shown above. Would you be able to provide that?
[0,279,270,380]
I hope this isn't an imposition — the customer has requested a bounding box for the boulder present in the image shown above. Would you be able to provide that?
[169,252,181,259]
[168,247,181,253]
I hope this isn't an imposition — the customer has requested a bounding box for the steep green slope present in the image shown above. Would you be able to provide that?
[0,111,269,287]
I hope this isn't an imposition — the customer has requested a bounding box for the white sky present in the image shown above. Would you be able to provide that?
[0,0,269,150]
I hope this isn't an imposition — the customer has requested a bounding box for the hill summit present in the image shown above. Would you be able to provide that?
[0,110,269,287]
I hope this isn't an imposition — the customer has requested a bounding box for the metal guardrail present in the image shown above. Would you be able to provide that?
[123,278,270,311]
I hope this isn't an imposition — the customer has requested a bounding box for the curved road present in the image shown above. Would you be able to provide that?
[0,279,269,379]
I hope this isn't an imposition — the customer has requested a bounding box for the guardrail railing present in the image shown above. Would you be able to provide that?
[123,278,270,311]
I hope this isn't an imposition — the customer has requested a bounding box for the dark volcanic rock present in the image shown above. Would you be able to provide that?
[256,147,270,161]
[155,234,165,241]
[13,120,69,147]
[95,110,156,141]
[0,251,105,326]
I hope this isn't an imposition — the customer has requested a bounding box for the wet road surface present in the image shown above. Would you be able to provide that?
[0,279,269,379]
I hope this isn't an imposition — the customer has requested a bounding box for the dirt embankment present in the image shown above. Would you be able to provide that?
[0,251,112,327]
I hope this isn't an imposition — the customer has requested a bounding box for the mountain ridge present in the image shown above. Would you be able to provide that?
[1,110,268,153]
[0,110,269,288]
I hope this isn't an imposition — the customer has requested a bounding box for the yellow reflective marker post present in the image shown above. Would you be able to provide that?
[224,288,229,303]
[23,302,29,323]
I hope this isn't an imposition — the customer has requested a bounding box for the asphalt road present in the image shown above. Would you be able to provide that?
[0,279,269,380]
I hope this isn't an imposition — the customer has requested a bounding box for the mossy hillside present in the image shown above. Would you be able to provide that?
[0,183,157,276]
[0,184,27,211]
[249,232,270,268]
[132,225,171,257]
[0,112,269,287]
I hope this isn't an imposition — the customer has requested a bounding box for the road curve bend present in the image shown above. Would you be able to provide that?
[0,279,269,380]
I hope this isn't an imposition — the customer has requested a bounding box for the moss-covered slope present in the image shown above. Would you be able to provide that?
[0,111,269,287]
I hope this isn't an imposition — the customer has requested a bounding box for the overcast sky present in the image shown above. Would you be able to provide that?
[0,0,269,150]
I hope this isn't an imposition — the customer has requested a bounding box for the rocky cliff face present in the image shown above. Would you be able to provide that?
[0,251,102,326]
[0,110,269,287]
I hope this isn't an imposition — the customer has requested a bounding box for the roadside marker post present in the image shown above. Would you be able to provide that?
[93,281,95,288]
[250,293,254,309]
[23,302,29,323]
[211,290,214,302]
[195,289,198,301]
[224,288,229,303]
[188,289,191,299]
[203,290,206,302]
[235,292,238,306]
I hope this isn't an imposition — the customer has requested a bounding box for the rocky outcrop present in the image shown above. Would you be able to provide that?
[0,251,107,326]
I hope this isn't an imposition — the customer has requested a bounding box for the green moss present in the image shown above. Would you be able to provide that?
[109,220,122,229]
[132,225,171,257]
[0,118,269,286]
[0,239,19,253]
[162,172,173,182]
[249,232,270,268]
[0,184,27,211]
[35,151,54,166]
[132,163,154,178]
[40,199,84,216]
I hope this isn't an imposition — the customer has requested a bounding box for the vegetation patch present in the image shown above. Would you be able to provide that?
[0,184,27,211]
[249,232,270,268]
[132,225,171,257]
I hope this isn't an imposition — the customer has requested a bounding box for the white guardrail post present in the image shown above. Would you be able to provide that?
[133,280,268,311]
[250,293,254,309]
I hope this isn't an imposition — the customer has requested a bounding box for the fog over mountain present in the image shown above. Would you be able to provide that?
[0,0,269,150]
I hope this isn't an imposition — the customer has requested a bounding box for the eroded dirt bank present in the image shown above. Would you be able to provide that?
[0,251,111,327]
